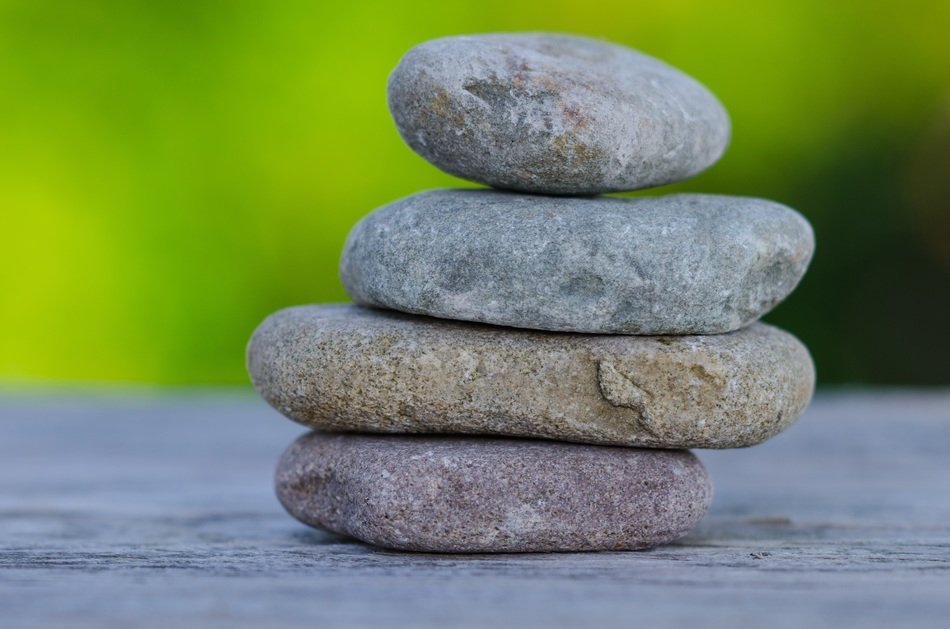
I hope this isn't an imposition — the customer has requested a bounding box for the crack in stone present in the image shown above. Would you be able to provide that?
[596,361,660,438]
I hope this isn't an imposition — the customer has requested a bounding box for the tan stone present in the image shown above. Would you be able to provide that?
[248,304,815,449]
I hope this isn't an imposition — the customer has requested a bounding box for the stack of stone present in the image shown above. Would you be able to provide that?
[248,34,815,553]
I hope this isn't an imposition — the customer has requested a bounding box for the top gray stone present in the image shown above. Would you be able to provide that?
[388,33,730,194]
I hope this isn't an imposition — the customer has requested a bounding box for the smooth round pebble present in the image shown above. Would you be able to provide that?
[248,305,815,449]
[388,33,730,194]
[340,189,815,335]
[276,432,712,553]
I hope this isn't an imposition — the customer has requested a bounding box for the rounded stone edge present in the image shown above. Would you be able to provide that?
[246,306,317,429]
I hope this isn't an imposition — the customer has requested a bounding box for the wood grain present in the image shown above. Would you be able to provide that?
[1,390,948,628]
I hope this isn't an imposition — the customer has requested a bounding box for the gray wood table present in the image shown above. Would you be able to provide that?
[2,390,949,628]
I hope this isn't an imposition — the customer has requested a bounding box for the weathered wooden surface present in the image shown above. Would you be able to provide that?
[1,390,948,628]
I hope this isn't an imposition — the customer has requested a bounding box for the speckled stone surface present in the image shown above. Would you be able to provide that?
[388,33,730,194]
[247,305,815,449]
[276,432,712,553]
[340,189,814,335]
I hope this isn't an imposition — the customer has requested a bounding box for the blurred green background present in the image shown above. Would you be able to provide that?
[1,0,948,386]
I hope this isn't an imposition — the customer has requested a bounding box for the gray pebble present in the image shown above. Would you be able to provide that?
[276,432,712,552]
[340,189,814,335]
[388,33,730,194]
[248,305,815,449]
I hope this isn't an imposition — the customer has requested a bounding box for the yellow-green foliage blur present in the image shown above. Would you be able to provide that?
[1,1,948,385]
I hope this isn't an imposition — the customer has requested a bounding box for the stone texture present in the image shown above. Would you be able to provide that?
[340,189,814,335]
[247,305,815,449]
[276,431,712,553]
[388,33,730,194]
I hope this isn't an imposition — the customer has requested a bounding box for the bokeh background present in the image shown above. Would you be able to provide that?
[1,0,948,386]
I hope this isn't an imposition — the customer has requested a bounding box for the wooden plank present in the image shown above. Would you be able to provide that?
[1,391,949,628]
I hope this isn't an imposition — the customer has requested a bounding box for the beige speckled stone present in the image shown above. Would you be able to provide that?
[276,432,712,552]
[248,305,815,449]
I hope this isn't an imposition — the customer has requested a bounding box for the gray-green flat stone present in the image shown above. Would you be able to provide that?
[248,305,815,449]
[388,33,730,194]
[340,189,814,335]
[276,432,712,553]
